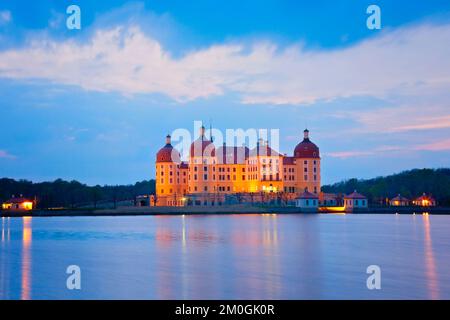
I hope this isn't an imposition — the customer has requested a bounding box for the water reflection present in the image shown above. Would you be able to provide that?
[21,217,32,300]
[261,214,280,298]
[1,217,11,242]
[423,215,439,299]
[1,218,11,297]
[1,215,449,299]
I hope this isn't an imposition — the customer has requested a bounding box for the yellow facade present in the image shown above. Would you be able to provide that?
[155,128,321,206]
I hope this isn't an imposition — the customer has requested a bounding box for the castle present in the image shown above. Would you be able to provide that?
[154,126,321,206]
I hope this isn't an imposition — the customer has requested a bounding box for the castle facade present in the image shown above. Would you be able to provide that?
[154,126,321,206]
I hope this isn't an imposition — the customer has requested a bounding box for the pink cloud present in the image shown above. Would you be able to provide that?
[415,139,450,151]
[0,150,16,159]
[326,139,450,160]
[391,115,450,133]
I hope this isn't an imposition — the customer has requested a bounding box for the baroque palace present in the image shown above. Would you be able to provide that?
[154,126,321,207]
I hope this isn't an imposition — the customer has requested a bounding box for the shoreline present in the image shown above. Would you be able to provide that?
[1,205,450,217]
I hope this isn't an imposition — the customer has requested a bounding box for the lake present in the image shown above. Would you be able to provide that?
[1,214,449,300]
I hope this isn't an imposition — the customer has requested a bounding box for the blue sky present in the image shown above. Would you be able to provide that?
[1,0,450,185]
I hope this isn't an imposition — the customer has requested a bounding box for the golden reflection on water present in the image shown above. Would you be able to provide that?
[261,214,280,298]
[21,217,32,300]
[262,214,278,247]
[423,214,439,300]
[228,214,281,298]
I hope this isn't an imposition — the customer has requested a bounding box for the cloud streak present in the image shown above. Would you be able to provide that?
[0,150,16,159]
[0,22,449,105]
[326,138,450,159]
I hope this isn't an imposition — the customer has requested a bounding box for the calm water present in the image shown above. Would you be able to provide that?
[0,214,449,300]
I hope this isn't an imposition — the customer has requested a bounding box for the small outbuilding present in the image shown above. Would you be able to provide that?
[319,192,342,207]
[413,193,436,207]
[390,194,410,207]
[295,191,319,212]
[2,197,34,211]
[344,190,368,210]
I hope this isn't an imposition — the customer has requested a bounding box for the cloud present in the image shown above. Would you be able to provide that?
[0,22,449,105]
[415,138,450,151]
[0,10,11,25]
[326,138,450,159]
[325,151,375,159]
[0,150,16,159]
[325,146,402,159]
[391,115,450,132]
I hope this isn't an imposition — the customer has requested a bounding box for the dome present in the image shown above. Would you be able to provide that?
[190,138,215,157]
[156,135,181,163]
[294,129,320,159]
[190,126,215,157]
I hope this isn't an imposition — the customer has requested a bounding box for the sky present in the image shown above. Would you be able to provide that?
[0,0,450,185]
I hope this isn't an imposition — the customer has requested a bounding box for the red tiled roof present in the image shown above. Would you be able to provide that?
[216,146,249,164]
[249,144,280,157]
[391,194,409,202]
[4,197,32,204]
[320,193,339,201]
[344,190,367,199]
[297,191,319,199]
[283,156,295,165]
[294,138,320,159]
[415,194,435,201]
[345,191,367,199]
[190,137,215,157]
[156,143,181,163]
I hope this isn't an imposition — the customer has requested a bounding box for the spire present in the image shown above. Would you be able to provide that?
[304,129,309,140]
[209,121,214,142]
[199,125,206,139]
[166,134,171,145]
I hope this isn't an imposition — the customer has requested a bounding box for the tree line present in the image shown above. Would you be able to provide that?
[2,168,450,209]
[0,178,155,209]
[322,168,450,206]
